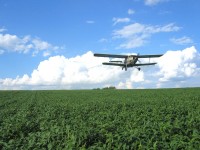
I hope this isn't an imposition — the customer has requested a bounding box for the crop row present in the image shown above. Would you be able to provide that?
[0,88,200,149]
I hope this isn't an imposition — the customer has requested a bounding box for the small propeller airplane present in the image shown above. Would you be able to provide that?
[94,53,163,71]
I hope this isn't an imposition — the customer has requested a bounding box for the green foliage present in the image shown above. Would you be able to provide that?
[0,88,200,149]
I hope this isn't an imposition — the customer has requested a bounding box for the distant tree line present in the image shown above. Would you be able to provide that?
[93,86,116,90]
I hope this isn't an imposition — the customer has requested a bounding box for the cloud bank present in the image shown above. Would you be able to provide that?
[0,46,199,90]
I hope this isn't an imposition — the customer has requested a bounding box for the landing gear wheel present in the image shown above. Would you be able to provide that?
[138,68,141,71]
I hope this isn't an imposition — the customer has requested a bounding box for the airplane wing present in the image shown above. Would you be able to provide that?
[94,53,128,58]
[137,54,163,58]
[132,63,157,66]
[102,62,125,67]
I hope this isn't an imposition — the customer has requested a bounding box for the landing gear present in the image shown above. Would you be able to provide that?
[137,67,141,71]
[122,66,127,71]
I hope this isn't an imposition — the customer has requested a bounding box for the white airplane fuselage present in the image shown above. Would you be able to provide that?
[124,56,138,65]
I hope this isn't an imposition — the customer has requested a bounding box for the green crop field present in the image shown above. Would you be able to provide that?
[0,88,200,149]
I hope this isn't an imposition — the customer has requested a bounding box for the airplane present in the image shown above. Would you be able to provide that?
[94,53,163,71]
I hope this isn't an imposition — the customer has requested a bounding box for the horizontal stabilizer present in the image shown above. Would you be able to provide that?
[133,63,157,66]
[102,62,125,67]
[94,53,127,58]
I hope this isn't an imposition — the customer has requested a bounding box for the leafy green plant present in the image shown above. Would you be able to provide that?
[0,88,200,149]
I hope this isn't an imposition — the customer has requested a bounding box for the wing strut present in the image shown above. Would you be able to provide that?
[124,58,127,71]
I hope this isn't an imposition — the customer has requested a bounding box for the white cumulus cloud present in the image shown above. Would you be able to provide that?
[0,34,32,53]
[0,51,145,89]
[113,23,180,49]
[0,46,199,90]
[0,33,60,56]
[157,46,200,82]
[130,69,144,82]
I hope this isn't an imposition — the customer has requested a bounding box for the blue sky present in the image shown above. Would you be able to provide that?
[0,0,200,89]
